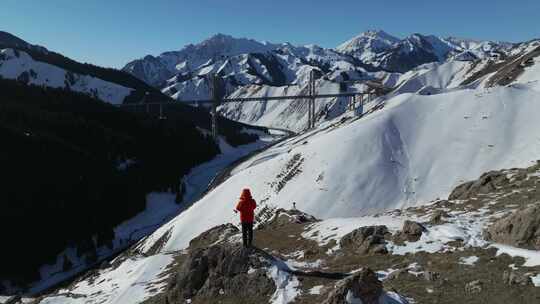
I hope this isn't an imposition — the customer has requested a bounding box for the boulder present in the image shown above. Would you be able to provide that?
[322,268,383,304]
[394,220,425,243]
[265,208,318,228]
[188,223,239,250]
[155,244,275,304]
[449,171,507,200]
[485,203,540,250]
[340,226,389,255]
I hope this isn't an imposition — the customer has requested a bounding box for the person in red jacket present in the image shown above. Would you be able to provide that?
[235,188,257,248]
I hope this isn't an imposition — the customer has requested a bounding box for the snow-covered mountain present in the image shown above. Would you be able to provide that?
[336,30,401,64]
[217,39,540,132]
[121,31,520,132]
[123,34,283,87]
[122,33,391,101]
[0,48,133,104]
[340,32,512,73]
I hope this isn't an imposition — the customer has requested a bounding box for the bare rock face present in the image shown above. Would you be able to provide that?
[485,203,540,250]
[150,244,275,304]
[188,223,239,250]
[449,171,508,200]
[322,268,383,304]
[394,220,425,243]
[340,225,389,255]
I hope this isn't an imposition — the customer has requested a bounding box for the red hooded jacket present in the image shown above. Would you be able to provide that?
[236,189,257,223]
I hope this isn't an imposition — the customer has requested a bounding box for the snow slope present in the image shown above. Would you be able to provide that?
[141,86,540,256]
[0,49,133,104]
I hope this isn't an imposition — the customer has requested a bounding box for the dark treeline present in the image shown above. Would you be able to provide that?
[0,78,260,289]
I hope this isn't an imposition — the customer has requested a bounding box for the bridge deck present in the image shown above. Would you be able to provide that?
[119,92,368,107]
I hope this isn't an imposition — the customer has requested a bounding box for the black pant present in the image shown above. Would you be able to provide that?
[241,222,253,247]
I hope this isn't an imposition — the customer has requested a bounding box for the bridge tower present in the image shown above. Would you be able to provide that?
[307,70,316,130]
[210,74,221,142]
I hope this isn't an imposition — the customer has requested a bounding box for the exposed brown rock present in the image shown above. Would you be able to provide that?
[340,225,389,255]
[322,268,383,304]
[485,203,540,250]
[394,220,425,243]
[265,208,319,228]
[147,244,275,304]
[188,223,239,250]
[449,171,508,200]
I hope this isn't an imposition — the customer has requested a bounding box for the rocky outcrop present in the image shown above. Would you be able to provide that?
[262,208,318,229]
[394,220,425,243]
[485,203,540,250]
[146,244,275,304]
[188,223,239,250]
[322,268,383,304]
[449,171,508,200]
[339,225,389,255]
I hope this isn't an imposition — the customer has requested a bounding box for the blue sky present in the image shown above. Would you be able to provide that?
[2,0,539,68]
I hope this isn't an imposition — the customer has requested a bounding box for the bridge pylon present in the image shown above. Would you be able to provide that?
[210,74,221,142]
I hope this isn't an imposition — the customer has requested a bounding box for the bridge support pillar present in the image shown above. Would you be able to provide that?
[210,74,220,142]
[307,70,316,130]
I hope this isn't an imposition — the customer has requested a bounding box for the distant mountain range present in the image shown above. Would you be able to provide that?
[121,30,514,98]
[118,30,538,131]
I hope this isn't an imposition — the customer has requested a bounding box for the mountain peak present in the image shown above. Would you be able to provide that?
[336,29,399,56]
[360,29,399,41]
[203,33,235,43]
